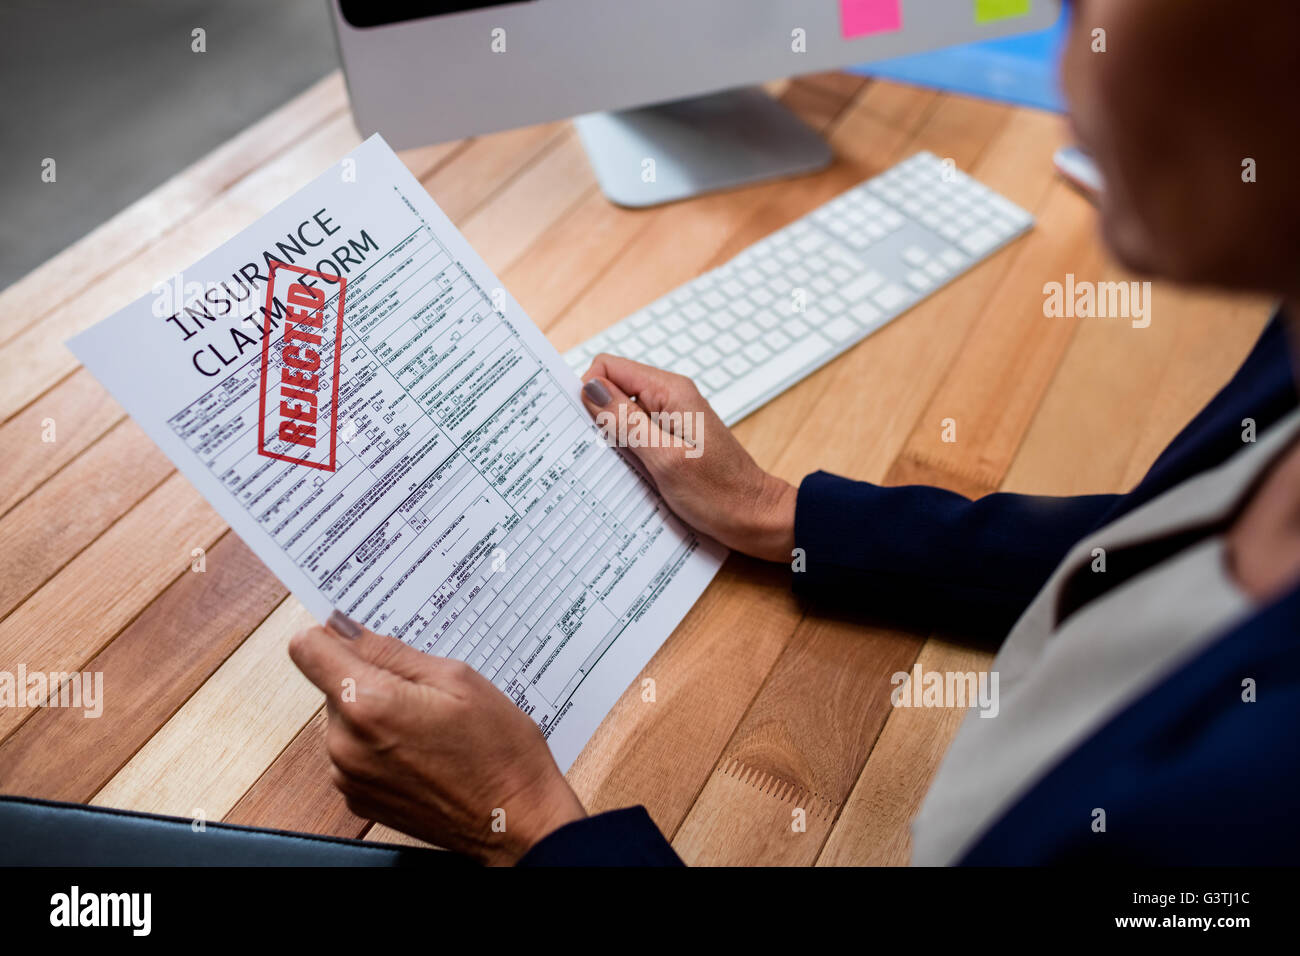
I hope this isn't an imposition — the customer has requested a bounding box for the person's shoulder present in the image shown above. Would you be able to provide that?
[962,582,1300,865]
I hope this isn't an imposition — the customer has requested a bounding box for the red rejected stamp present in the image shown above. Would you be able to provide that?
[257,259,347,471]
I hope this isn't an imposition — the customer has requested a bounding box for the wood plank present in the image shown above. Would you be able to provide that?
[0,533,285,801]
[503,186,653,329]
[461,131,594,273]
[421,121,568,224]
[672,615,921,865]
[0,419,170,620]
[92,598,318,817]
[885,186,1102,497]
[1003,279,1272,497]
[0,471,225,740]
[223,709,365,836]
[816,639,990,866]
[0,368,124,518]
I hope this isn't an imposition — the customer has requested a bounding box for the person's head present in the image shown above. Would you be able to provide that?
[1061,0,1300,298]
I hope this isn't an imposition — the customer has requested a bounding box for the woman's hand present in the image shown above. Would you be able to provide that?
[580,354,796,563]
[289,613,585,866]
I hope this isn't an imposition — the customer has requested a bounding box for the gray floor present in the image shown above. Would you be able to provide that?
[0,0,340,294]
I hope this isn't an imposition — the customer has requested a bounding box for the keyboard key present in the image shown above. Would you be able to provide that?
[682,302,706,321]
[723,355,752,377]
[824,316,858,342]
[850,301,883,326]
[714,333,742,354]
[795,233,825,254]
[959,227,1000,255]
[647,345,675,366]
[734,321,761,343]
[702,368,732,391]
[906,271,933,291]
[743,342,772,364]
[670,335,696,356]
[628,312,652,329]
[873,284,911,311]
[707,334,835,421]
[839,271,885,302]
[940,249,967,270]
[672,357,701,378]
[902,246,929,267]
[763,329,792,350]
[695,345,722,366]
[641,326,667,345]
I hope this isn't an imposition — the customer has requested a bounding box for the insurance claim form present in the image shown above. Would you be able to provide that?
[69,134,725,769]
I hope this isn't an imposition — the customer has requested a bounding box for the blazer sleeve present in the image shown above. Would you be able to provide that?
[516,806,684,866]
[793,472,1119,643]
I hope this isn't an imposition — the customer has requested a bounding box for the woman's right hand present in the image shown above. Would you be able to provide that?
[579,353,797,563]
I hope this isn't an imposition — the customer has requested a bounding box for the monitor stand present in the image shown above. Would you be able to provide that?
[574,86,833,209]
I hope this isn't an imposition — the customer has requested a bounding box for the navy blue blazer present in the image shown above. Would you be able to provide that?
[520,313,1300,866]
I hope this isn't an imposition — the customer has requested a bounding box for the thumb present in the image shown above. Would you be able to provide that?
[580,376,682,477]
[324,610,461,687]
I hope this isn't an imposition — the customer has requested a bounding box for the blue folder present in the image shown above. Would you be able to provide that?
[852,2,1069,113]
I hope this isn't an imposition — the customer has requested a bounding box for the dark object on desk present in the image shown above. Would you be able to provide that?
[0,795,467,867]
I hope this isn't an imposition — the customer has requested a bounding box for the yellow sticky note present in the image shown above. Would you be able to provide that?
[975,0,1031,23]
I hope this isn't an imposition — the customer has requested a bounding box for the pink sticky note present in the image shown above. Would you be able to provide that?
[840,0,903,39]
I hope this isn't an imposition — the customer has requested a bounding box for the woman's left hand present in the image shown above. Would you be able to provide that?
[289,614,586,865]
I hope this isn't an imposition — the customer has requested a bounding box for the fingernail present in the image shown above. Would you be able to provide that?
[327,610,362,639]
[582,379,611,406]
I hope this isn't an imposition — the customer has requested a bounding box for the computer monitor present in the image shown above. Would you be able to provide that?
[330,1,1059,206]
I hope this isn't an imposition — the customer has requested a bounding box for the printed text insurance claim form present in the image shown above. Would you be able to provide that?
[70,136,725,769]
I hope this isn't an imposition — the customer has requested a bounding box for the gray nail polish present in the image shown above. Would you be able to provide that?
[327,610,362,639]
[582,379,611,405]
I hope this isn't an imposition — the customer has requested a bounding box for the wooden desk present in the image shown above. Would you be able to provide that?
[0,72,1272,865]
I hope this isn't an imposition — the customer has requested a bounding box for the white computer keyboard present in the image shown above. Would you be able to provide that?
[563,151,1033,425]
